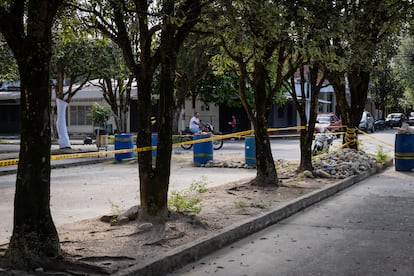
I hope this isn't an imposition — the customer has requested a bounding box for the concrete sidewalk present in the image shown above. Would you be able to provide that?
[171,166,414,276]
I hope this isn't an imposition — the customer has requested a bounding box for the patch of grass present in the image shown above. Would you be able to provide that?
[234,199,248,210]
[374,146,389,164]
[190,177,208,193]
[168,190,201,214]
[107,200,124,215]
[293,172,306,184]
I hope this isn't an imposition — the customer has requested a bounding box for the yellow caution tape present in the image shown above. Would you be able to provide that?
[357,128,394,149]
[0,125,395,167]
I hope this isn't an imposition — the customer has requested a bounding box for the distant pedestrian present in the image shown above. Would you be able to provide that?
[230,115,237,132]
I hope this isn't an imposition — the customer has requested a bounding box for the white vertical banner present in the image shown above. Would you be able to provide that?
[56,98,71,149]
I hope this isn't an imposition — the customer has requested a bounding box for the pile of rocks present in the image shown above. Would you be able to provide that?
[202,160,250,168]
[199,148,377,180]
[310,148,377,179]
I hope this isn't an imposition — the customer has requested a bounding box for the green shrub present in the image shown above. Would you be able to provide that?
[374,146,389,163]
[168,190,201,214]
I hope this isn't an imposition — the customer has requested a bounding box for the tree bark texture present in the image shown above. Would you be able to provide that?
[0,0,63,267]
[298,65,323,171]
[329,66,370,151]
[250,61,278,186]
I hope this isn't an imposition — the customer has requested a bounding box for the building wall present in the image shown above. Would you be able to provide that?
[184,99,220,131]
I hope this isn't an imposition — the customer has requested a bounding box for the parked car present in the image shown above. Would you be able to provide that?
[359,111,375,133]
[408,112,414,126]
[385,113,406,127]
[315,113,342,134]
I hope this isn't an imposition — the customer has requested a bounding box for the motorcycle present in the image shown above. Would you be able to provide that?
[179,123,224,150]
[312,127,333,156]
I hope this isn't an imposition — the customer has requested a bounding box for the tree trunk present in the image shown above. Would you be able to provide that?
[250,61,278,186]
[329,66,370,151]
[6,37,60,266]
[298,65,322,171]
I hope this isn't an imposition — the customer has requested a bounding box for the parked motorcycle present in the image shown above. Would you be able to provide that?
[312,128,333,156]
[179,123,224,150]
[374,119,386,131]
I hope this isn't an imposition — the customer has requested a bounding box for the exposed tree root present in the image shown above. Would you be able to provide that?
[114,228,151,238]
[144,232,185,246]
[0,254,112,275]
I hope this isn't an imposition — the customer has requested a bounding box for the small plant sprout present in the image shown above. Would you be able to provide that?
[107,200,124,215]
[168,190,201,214]
[375,145,389,163]
[234,199,248,210]
[190,176,208,193]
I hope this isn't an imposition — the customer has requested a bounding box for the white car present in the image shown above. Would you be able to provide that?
[359,111,375,132]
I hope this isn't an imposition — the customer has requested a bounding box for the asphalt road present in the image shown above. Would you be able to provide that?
[170,167,414,276]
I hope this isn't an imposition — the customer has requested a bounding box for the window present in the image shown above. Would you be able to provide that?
[69,105,92,126]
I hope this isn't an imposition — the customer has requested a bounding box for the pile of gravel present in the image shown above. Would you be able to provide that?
[198,148,377,180]
[311,148,377,179]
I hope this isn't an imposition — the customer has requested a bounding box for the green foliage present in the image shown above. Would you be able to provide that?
[233,199,247,210]
[293,173,306,184]
[168,190,202,214]
[393,35,414,109]
[107,200,124,215]
[0,35,18,82]
[168,178,209,214]
[91,103,111,126]
[168,178,210,213]
[369,68,406,112]
[374,146,389,164]
[189,177,208,193]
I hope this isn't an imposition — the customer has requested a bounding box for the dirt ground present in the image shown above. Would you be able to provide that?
[51,161,337,275]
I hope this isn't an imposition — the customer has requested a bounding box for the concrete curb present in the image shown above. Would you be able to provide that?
[117,161,393,276]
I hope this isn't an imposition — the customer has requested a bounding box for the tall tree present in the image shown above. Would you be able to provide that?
[88,41,132,133]
[209,0,297,186]
[51,38,102,148]
[393,34,414,111]
[175,34,214,132]
[0,0,63,267]
[283,0,338,172]
[326,0,411,149]
[77,0,202,220]
[370,67,406,116]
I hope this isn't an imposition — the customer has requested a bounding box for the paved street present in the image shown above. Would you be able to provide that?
[171,167,414,276]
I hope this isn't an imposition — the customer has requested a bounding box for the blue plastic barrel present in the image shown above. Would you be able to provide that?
[245,135,256,166]
[151,133,157,165]
[193,133,213,165]
[114,134,134,161]
[395,134,414,171]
